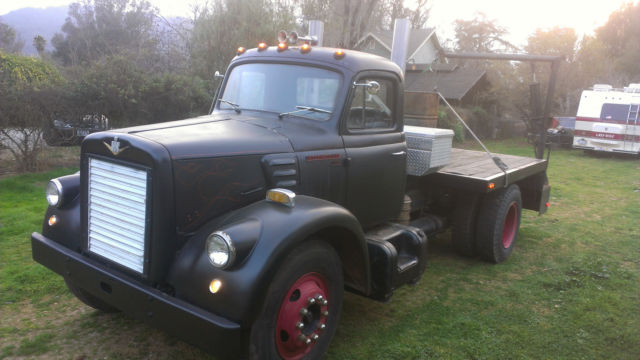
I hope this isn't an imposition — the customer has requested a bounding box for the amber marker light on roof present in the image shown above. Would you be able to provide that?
[334,49,345,59]
[300,43,311,54]
[488,182,495,190]
[258,42,267,51]
[277,42,288,52]
[237,47,246,55]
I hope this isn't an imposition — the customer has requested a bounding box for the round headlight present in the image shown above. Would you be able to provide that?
[46,179,63,207]
[206,231,235,269]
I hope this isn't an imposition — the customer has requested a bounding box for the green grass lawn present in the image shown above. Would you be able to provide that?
[0,142,638,359]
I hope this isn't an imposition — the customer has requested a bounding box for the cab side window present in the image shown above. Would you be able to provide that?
[347,78,395,130]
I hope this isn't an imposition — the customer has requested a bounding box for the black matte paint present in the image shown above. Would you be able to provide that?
[30,46,549,357]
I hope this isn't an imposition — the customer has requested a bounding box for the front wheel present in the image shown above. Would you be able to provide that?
[476,185,522,263]
[250,240,343,360]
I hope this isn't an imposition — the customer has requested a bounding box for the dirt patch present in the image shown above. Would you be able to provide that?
[0,297,212,360]
[0,145,80,178]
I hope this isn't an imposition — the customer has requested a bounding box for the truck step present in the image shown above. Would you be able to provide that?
[365,223,427,301]
[397,255,418,272]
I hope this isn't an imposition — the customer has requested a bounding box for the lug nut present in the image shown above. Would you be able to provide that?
[311,334,319,341]
[304,337,312,345]
[300,308,309,316]
[321,299,328,306]
[316,294,324,301]
[322,310,329,317]
[298,334,307,342]
[296,321,304,329]
[319,323,326,330]
[307,297,316,305]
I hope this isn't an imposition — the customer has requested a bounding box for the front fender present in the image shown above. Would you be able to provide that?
[166,195,369,326]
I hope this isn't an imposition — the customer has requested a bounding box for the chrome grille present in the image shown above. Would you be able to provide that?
[88,158,148,273]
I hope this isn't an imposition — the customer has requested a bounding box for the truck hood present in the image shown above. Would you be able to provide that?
[116,114,292,160]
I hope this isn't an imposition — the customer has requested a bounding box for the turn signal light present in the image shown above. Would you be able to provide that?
[334,49,345,59]
[266,188,296,208]
[48,215,58,226]
[237,47,246,55]
[488,182,495,190]
[277,42,288,52]
[258,42,267,51]
[209,279,222,294]
[300,43,311,54]
[546,202,550,208]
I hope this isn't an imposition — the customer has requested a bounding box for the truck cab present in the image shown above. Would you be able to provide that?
[31,44,550,359]
[214,46,408,227]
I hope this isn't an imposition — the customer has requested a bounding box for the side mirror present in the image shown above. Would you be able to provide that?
[353,80,380,95]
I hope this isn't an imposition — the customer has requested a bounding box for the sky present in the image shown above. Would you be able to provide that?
[425,0,639,46]
[1,0,637,47]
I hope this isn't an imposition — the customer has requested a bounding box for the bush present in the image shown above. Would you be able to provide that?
[437,109,465,143]
[0,52,63,172]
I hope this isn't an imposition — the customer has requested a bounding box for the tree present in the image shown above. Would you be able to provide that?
[574,35,619,88]
[594,2,640,82]
[0,20,24,54]
[33,35,46,56]
[51,0,159,67]
[386,0,430,30]
[60,55,209,127]
[453,12,517,53]
[450,13,521,127]
[0,52,63,171]
[523,27,578,115]
[297,0,429,48]
[190,0,297,81]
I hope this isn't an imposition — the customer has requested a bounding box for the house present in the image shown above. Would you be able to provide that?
[354,28,488,106]
[405,63,488,106]
[353,28,441,65]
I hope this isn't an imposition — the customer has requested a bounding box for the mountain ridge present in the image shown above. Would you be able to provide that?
[0,6,68,55]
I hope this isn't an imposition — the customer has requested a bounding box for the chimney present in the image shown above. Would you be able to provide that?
[309,20,324,47]
[391,18,411,72]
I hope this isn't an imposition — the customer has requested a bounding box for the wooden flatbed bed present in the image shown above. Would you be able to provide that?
[432,148,548,193]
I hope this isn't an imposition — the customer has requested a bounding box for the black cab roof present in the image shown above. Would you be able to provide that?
[229,45,404,79]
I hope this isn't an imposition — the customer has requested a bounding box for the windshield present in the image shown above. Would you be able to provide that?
[217,63,342,120]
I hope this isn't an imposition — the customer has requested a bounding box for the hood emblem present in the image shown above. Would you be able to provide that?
[103,136,129,156]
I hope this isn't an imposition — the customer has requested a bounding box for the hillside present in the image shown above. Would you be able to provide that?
[0,6,68,55]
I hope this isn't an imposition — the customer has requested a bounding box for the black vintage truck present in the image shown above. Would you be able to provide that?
[32,44,550,359]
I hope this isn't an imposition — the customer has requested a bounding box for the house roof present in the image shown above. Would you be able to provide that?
[404,65,487,101]
[354,28,438,59]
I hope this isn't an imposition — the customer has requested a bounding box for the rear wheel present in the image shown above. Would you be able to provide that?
[250,240,343,360]
[64,279,119,313]
[476,185,522,263]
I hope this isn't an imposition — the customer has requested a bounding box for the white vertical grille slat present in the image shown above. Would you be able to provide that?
[88,158,148,274]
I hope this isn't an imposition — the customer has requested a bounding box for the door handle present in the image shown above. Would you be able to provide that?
[391,151,406,156]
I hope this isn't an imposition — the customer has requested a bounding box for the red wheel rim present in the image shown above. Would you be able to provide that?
[502,202,518,248]
[275,272,330,360]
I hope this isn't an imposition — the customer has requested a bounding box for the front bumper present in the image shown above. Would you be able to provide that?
[31,232,246,359]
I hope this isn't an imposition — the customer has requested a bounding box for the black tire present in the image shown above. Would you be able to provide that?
[476,185,522,263]
[451,193,481,257]
[64,279,119,313]
[250,240,343,360]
